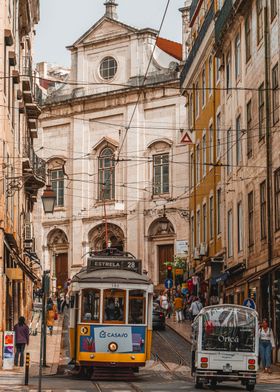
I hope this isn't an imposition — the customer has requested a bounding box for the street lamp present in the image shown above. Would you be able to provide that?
[41,185,56,213]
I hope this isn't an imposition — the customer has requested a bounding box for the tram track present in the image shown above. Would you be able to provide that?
[92,381,144,392]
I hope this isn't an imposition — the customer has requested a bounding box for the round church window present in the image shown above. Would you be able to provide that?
[100,56,117,80]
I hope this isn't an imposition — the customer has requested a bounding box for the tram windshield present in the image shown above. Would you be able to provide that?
[103,289,125,323]
[81,289,100,322]
[128,290,145,324]
[202,307,256,353]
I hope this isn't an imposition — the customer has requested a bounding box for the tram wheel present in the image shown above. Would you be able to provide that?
[210,380,217,389]
[246,384,255,391]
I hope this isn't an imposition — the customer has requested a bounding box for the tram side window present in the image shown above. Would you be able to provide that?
[81,289,100,323]
[129,290,145,324]
[104,289,125,323]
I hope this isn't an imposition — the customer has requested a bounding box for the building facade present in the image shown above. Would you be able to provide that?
[0,0,46,347]
[34,1,189,290]
[181,0,223,302]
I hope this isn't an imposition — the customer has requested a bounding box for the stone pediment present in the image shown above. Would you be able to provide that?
[69,17,137,49]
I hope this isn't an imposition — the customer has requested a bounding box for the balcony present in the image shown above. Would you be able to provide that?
[23,145,46,195]
[215,0,250,53]
[22,55,34,103]
[180,2,214,87]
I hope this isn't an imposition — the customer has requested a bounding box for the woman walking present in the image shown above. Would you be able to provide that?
[259,318,275,373]
[173,294,184,322]
[14,316,29,367]
[46,298,57,336]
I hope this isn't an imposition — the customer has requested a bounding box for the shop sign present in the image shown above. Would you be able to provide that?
[176,240,188,255]
[3,331,14,369]
[94,326,132,353]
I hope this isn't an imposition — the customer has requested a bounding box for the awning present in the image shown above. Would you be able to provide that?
[4,236,38,282]
[210,271,229,285]
[195,262,205,273]
[224,262,246,277]
[24,250,40,266]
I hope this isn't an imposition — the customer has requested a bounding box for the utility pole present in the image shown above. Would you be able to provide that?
[264,1,273,325]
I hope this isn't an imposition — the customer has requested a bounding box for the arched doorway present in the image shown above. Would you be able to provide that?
[47,229,69,290]
[88,223,125,251]
[148,217,175,285]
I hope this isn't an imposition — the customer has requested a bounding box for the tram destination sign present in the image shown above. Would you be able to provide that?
[87,257,142,274]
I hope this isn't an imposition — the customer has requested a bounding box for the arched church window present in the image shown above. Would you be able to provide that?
[98,147,115,200]
[100,56,117,80]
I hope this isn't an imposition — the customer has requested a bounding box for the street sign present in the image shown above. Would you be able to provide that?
[243,298,256,309]
[180,132,193,144]
[164,278,173,289]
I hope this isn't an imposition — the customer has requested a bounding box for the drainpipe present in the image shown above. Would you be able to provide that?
[264,1,273,325]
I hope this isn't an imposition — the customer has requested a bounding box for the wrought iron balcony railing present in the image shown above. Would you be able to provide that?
[215,0,234,46]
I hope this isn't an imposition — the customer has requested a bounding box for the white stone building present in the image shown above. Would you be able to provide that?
[34,1,188,289]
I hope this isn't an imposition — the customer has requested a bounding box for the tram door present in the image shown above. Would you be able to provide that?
[158,244,174,284]
[55,253,68,289]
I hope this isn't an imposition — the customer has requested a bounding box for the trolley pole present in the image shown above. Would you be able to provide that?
[24,352,30,385]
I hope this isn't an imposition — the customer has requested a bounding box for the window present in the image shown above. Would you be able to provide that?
[196,143,200,183]
[217,189,221,234]
[195,82,199,117]
[208,56,213,95]
[189,93,193,128]
[51,169,64,207]
[271,0,277,20]
[103,289,125,323]
[202,203,207,242]
[81,289,100,323]
[272,63,279,124]
[196,210,200,246]
[216,57,221,83]
[247,100,253,158]
[235,33,241,79]
[237,201,243,252]
[275,169,280,230]
[202,68,206,106]
[209,124,214,164]
[260,181,266,239]
[210,196,214,240]
[227,129,233,174]
[99,147,115,200]
[248,191,254,247]
[216,113,221,159]
[236,115,242,164]
[153,153,169,195]
[100,56,117,80]
[258,83,265,139]
[190,153,194,188]
[202,134,206,177]
[191,214,194,249]
[128,290,145,324]
[257,0,263,43]
[245,16,251,62]
[228,209,233,257]
[226,52,231,92]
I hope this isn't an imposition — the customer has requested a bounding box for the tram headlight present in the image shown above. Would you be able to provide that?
[108,342,118,352]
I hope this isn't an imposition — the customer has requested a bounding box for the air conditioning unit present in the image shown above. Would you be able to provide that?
[193,247,201,260]
[199,242,208,257]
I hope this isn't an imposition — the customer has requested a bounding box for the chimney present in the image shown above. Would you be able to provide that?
[104,0,118,20]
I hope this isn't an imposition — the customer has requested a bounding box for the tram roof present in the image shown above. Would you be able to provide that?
[71,267,152,285]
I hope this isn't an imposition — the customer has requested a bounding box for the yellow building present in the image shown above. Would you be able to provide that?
[181,0,223,301]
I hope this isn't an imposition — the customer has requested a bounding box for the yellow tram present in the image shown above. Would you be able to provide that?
[69,248,153,377]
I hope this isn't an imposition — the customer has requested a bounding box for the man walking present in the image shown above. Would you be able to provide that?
[190,297,203,321]
[14,316,29,367]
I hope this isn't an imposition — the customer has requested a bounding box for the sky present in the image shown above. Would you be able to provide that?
[34,0,184,66]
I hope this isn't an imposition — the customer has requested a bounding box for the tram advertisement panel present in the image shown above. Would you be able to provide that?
[80,325,146,354]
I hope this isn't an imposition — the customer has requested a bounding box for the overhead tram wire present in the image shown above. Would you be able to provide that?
[115,0,171,162]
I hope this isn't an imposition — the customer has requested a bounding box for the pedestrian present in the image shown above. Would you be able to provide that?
[259,318,275,373]
[159,290,169,316]
[189,296,203,321]
[46,298,57,336]
[14,316,29,367]
[173,293,184,322]
[61,290,70,313]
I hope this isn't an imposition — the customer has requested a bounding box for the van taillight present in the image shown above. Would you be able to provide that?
[248,359,255,365]
[201,357,208,363]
